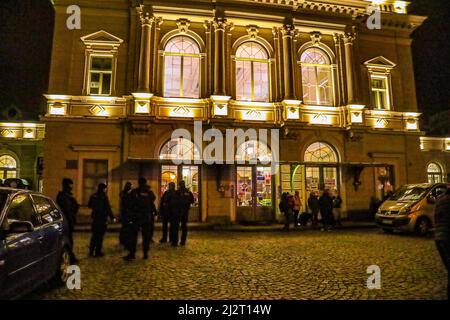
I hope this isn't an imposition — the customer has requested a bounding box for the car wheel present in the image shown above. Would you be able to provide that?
[382,228,394,234]
[51,246,71,287]
[415,218,430,237]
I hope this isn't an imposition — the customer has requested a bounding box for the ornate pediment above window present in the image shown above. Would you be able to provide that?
[80,30,124,52]
[364,56,397,73]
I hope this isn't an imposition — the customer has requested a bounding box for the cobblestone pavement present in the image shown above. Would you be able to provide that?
[29,229,447,300]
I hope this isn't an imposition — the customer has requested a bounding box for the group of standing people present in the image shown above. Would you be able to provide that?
[280,189,342,231]
[55,177,194,263]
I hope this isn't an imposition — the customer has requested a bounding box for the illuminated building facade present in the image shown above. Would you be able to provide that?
[42,0,449,222]
[0,121,45,190]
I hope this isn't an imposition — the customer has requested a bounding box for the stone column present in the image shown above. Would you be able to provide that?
[213,18,228,96]
[333,33,343,107]
[151,17,163,93]
[137,11,154,93]
[344,32,357,104]
[281,24,296,100]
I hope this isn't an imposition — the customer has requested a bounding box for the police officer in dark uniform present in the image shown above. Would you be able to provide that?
[119,182,132,248]
[159,182,176,243]
[123,178,156,261]
[56,178,79,264]
[176,180,194,246]
[88,183,115,257]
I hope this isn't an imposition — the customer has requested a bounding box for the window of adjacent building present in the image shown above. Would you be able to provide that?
[88,56,113,95]
[300,48,333,106]
[83,160,108,205]
[235,42,270,102]
[427,162,443,184]
[163,36,201,98]
[160,137,201,161]
[370,75,390,110]
[0,155,17,179]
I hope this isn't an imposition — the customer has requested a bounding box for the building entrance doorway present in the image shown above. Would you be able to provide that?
[236,166,274,222]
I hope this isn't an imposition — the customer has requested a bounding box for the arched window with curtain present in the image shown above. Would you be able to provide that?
[0,155,18,179]
[163,36,201,98]
[300,47,333,106]
[235,42,270,102]
[427,162,443,184]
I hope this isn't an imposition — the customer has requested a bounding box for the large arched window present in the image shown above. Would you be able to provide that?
[300,48,333,106]
[304,142,338,192]
[159,137,201,161]
[0,155,18,179]
[235,42,269,102]
[163,36,201,98]
[235,140,272,163]
[427,162,443,184]
[304,142,338,163]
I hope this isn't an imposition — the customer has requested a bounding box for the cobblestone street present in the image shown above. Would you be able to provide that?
[30,229,447,300]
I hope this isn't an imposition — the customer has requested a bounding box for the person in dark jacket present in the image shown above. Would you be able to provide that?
[56,178,79,264]
[176,180,195,246]
[168,184,183,247]
[307,192,320,227]
[159,182,176,244]
[119,182,132,248]
[318,189,333,231]
[280,192,294,230]
[332,189,343,227]
[434,187,450,299]
[123,178,156,261]
[88,183,115,257]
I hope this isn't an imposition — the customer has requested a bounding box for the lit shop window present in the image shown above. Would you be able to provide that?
[256,166,272,207]
[300,48,333,106]
[427,162,443,184]
[370,76,390,110]
[159,138,201,161]
[89,56,113,95]
[235,42,269,102]
[0,155,17,179]
[163,36,201,98]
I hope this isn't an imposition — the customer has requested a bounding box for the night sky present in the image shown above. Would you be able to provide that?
[0,0,449,134]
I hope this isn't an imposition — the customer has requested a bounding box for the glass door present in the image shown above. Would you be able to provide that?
[236,166,274,222]
[160,164,201,221]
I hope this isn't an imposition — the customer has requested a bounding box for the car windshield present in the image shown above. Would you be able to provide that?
[389,186,429,201]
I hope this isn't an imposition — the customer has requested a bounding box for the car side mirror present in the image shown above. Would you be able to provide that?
[427,195,436,204]
[8,220,34,234]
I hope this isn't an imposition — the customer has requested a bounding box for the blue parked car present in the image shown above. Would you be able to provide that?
[0,188,71,299]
